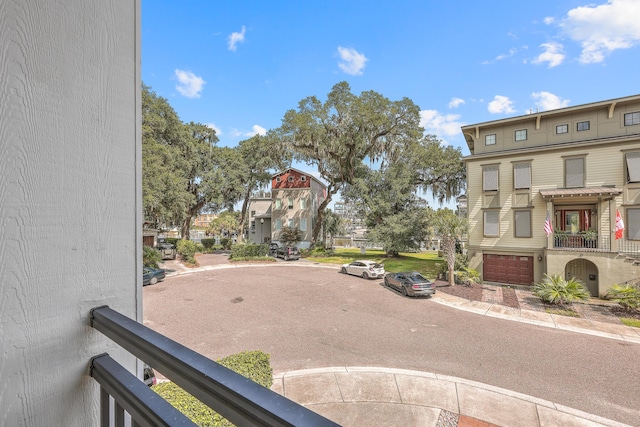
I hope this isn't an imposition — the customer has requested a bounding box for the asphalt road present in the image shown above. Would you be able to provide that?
[143,263,640,425]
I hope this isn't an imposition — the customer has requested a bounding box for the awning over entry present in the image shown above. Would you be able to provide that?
[539,187,622,199]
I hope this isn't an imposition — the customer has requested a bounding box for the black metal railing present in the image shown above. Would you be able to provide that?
[553,233,610,251]
[618,238,640,259]
[90,305,339,427]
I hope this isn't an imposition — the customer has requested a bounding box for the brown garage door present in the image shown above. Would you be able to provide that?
[483,254,533,286]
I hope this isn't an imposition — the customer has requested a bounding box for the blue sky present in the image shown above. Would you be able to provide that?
[142,0,640,207]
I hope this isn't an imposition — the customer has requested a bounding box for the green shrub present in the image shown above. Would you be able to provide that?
[606,284,640,311]
[143,246,162,268]
[152,351,272,427]
[533,273,590,306]
[219,238,232,250]
[456,267,480,285]
[200,238,216,252]
[230,243,268,259]
[176,239,204,265]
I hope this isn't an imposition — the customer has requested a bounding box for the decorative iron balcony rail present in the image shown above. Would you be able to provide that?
[618,238,640,259]
[90,305,339,427]
[553,233,610,252]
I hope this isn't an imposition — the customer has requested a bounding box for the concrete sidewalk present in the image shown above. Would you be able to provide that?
[271,367,631,427]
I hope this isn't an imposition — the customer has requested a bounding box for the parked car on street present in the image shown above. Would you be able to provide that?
[384,272,436,297]
[268,242,281,257]
[157,241,176,260]
[276,245,300,261]
[340,260,385,279]
[143,267,166,286]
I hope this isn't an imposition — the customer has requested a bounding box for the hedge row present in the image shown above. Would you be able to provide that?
[152,350,273,427]
[230,243,269,259]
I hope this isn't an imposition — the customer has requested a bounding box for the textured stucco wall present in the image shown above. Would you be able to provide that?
[0,1,141,425]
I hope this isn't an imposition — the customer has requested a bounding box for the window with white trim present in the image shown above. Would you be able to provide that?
[515,129,527,141]
[275,219,282,230]
[300,218,307,231]
[300,198,307,209]
[626,152,640,183]
[625,112,640,126]
[288,198,294,209]
[301,176,307,181]
[288,218,294,228]
[556,124,568,134]
[513,162,531,190]
[287,176,294,182]
[483,210,499,237]
[514,210,532,238]
[275,199,282,209]
[628,208,640,240]
[577,121,590,131]
[485,134,496,145]
[565,157,585,188]
[483,166,499,191]
[275,177,281,183]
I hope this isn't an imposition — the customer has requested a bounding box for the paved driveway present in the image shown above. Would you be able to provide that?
[144,262,640,424]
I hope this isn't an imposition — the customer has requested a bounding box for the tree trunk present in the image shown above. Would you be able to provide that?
[237,189,252,244]
[311,191,333,246]
[445,236,456,286]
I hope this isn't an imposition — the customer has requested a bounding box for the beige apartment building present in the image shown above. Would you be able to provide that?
[247,168,327,248]
[462,94,640,297]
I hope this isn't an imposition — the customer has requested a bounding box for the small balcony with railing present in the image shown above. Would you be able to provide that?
[552,230,609,252]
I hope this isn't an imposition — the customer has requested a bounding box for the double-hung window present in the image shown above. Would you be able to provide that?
[565,157,585,188]
[483,210,499,237]
[300,218,307,231]
[288,218,294,228]
[513,163,531,190]
[627,208,640,240]
[275,219,282,230]
[288,198,294,209]
[483,166,499,191]
[514,210,532,238]
[275,199,282,209]
[300,198,307,209]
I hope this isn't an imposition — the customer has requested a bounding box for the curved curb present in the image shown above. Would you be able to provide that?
[271,367,631,427]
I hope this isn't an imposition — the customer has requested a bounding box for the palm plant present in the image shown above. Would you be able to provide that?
[533,273,590,306]
[606,284,640,311]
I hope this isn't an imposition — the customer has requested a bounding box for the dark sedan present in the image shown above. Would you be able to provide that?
[143,267,166,286]
[384,272,436,297]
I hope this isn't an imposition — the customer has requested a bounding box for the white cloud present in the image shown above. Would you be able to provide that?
[496,48,518,61]
[561,0,640,63]
[531,92,570,111]
[231,125,267,138]
[419,110,464,137]
[532,42,566,68]
[544,16,555,25]
[448,97,465,108]
[249,125,267,136]
[205,123,222,136]
[228,26,246,51]
[174,69,205,98]
[488,95,515,114]
[337,47,368,76]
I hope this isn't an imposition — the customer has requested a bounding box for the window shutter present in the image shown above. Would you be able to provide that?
[483,166,498,191]
[626,153,640,183]
[514,163,531,190]
[565,158,584,188]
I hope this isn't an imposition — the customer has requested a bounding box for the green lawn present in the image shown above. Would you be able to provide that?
[306,248,445,279]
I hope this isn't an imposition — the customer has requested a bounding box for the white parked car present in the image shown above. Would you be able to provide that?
[340,260,385,279]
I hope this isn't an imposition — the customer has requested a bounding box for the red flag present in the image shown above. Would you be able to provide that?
[615,209,625,240]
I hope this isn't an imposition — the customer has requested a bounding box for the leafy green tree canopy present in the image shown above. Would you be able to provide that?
[276,81,423,246]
